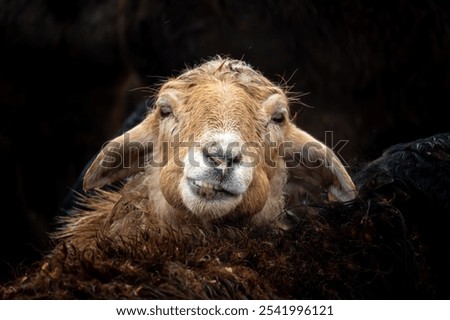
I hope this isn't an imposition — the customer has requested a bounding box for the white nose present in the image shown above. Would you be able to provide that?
[202,141,242,177]
[180,132,253,217]
[201,132,243,175]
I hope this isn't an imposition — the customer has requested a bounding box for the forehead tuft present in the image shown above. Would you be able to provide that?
[161,57,285,102]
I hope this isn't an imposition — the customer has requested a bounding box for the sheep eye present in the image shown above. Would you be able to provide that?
[271,112,285,124]
[159,104,173,118]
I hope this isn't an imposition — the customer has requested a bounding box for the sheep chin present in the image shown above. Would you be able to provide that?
[179,177,243,218]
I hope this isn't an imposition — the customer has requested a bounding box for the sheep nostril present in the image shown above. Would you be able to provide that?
[205,154,241,168]
[202,144,242,177]
[227,153,241,167]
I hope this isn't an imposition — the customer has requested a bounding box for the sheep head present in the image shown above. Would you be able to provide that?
[83,57,357,224]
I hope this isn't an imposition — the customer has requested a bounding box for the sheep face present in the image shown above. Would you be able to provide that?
[83,58,357,224]
[156,76,282,219]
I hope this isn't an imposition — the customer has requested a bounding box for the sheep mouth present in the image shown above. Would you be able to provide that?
[187,179,237,200]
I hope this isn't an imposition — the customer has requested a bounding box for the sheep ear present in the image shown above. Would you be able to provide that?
[283,126,357,202]
[83,118,156,190]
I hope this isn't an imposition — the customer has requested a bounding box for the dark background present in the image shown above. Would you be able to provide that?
[1,0,449,282]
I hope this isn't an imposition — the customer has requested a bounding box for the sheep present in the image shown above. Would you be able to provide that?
[5,131,450,299]
[0,57,362,299]
[2,112,449,298]
[57,57,356,247]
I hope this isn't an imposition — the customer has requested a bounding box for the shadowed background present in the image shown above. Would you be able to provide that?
[0,0,449,281]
